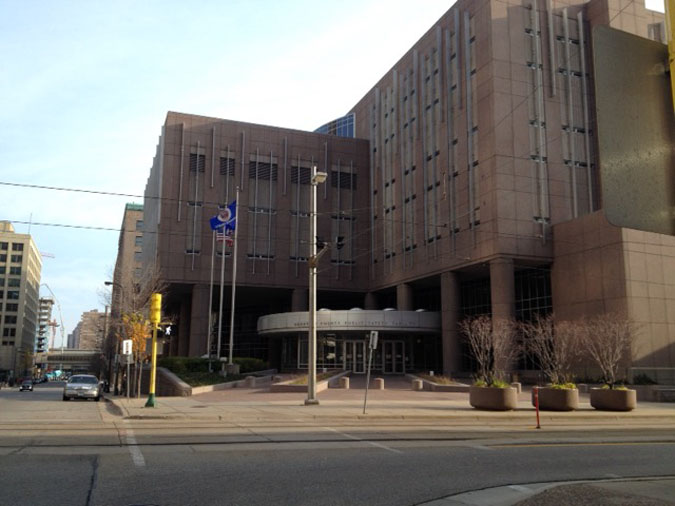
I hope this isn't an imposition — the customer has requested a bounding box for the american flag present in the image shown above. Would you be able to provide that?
[216,229,234,246]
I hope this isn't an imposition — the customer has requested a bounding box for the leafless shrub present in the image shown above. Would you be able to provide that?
[521,314,581,385]
[580,313,636,388]
[460,315,519,386]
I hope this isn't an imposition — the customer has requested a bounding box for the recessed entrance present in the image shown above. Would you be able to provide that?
[344,340,366,373]
[382,340,405,374]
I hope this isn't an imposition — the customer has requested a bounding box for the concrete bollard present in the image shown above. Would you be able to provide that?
[374,378,384,390]
[577,383,588,393]
[339,376,350,389]
[412,379,423,391]
[510,382,522,394]
[244,376,256,388]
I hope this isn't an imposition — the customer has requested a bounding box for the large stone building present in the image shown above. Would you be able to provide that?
[0,221,42,379]
[70,310,108,351]
[140,0,674,381]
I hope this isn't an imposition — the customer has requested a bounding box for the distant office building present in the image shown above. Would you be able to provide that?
[71,310,107,351]
[141,0,675,381]
[36,297,54,353]
[110,203,144,316]
[0,221,42,378]
[67,330,77,350]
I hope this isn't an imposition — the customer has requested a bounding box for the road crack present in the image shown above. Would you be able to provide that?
[85,455,99,506]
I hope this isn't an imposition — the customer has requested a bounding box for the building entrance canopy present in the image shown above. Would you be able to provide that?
[257,310,441,335]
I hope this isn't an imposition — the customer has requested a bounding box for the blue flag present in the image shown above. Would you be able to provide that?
[209,200,236,232]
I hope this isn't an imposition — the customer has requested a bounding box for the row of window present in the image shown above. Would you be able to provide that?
[0,290,20,299]
[0,278,21,287]
[0,242,23,251]
[0,266,21,275]
[0,254,22,263]
[3,328,16,337]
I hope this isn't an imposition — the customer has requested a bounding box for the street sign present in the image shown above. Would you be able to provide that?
[122,339,132,355]
[369,331,379,350]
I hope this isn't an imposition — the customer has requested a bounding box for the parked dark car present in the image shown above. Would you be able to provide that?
[19,379,33,392]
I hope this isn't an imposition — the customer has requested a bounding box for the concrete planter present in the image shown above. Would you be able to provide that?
[590,388,637,411]
[531,387,578,411]
[469,386,518,411]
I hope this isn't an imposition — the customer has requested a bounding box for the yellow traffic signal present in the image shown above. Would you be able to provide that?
[149,293,162,325]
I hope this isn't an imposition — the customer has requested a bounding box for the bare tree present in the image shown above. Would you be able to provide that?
[521,314,581,385]
[460,315,518,386]
[581,313,636,388]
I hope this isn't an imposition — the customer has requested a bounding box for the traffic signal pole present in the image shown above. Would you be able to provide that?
[145,293,161,408]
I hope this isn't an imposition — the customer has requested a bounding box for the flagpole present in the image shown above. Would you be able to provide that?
[228,186,240,366]
[207,230,215,372]
[216,224,226,361]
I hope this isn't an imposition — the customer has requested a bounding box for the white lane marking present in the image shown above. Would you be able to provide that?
[508,485,532,492]
[123,422,146,468]
[471,445,494,451]
[323,427,403,454]
[605,473,621,478]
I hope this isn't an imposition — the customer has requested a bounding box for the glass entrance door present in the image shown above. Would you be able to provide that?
[344,341,366,373]
[383,341,405,374]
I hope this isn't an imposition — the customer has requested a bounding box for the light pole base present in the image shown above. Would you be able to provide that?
[304,398,320,405]
[145,393,156,408]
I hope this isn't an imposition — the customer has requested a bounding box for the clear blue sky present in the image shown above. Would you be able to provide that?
[1,0,464,344]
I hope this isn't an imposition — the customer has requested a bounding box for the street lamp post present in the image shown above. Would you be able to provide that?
[306,166,327,406]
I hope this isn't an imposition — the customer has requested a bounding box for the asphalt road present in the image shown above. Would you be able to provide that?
[1,383,674,506]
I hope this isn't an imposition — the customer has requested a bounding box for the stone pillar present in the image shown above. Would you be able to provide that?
[396,283,413,311]
[490,258,516,320]
[441,271,462,375]
[292,288,308,311]
[364,292,378,309]
[189,284,210,357]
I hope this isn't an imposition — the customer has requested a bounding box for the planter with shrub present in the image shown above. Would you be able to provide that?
[461,316,520,411]
[521,315,580,411]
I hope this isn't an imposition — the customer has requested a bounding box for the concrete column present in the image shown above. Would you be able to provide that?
[441,271,462,375]
[189,284,210,357]
[291,288,308,311]
[396,283,414,311]
[364,292,378,309]
[490,258,516,320]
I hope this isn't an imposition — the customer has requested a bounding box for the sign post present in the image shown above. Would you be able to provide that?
[122,339,132,401]
[362,331,379,414]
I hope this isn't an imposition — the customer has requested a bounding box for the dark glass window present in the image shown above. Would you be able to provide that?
[10,255,22,263]
[220,157,236,176]
[290,166,311,184]
[0,242,7,250]
[9,267,20,275]
[12,243,23,251]
[460,278,491,316]
[330,171,357,190]
[515,267,552,322]
[189,153,206,172]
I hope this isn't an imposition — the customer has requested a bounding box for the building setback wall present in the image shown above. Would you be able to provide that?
[552,211,675,375]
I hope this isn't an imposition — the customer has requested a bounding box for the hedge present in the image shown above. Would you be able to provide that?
[158,356,269,375]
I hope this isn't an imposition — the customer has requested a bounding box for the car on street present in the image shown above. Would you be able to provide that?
[62,374,101,401]
[19,379,33,392]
